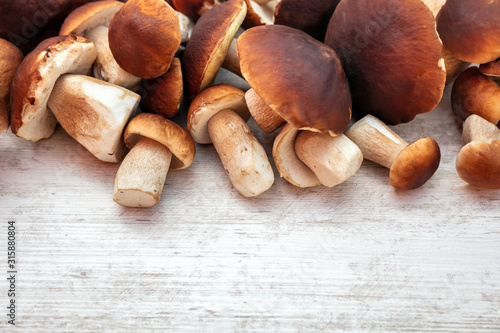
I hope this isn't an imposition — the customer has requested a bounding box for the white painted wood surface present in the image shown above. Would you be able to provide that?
[1,74,500,332]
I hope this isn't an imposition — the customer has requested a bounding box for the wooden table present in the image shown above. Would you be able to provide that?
[1,73,499,332]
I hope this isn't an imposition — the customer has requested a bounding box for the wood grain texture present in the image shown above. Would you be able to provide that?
[1,80,500,332]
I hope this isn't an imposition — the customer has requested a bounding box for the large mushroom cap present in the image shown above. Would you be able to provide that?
[124,113,195,170]
[238,24,351,135]
[456,140,500,189]
[173,0,214,22]
[437,0,500,64]
[182,0,247,99]
[59,0,124,35]
[325,0,446,125]
[0,38,24,104]
[389,137,441,190]
[10,35,97,141]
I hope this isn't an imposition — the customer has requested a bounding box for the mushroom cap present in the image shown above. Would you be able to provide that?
[187,84,250,144]
[0,0,101,53]
[325,0,446,125]
[182,0,247,99]
[238,24,351,135]
[389,137,441,190]
[451,67,500,126]
[456,140,500,189]
[173,0,214,22]
[108,0,181,79]
[0,98,8,133]
[0,38,24,103]
[141,58,183,119]
[10,35,97,141]
[274,0,340,41]
[480,59,500,78]
[59,0,123,35]
[437,0,500,64]
[242,0,276,28]
[123,113,195,170]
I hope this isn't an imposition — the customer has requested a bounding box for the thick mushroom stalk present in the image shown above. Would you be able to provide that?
[456,115,500,189]
[345,115,441,190]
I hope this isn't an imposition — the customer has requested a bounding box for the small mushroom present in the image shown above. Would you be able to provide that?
[325,0,446,125]
[451,66,500,126]
[10,35,97,141]
[345,115,441,190]
[456,115,500,189]
[59,1,142,89]
[108,0,181,79]
[242,0,277,28]
[188,84,274,197]
[172,0,215,22]
[244,88,284,133]
[47,74,140,163]
[479,59,500,78]
[182,0,247,99]
[114,113,196,207]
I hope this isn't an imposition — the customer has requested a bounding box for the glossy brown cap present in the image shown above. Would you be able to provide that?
[108,0,181,79]
[389,137,441,190]
[10,35,96,141]
[173,0,214,21]
[274,0,340,41]
[141,58,183,119]
[480,59,500,78]
[437,0,500,64]
[456,140,500,189]
[238,25,351,135]
[325,0,446,125]
[124,113,195,170]
[187,84,250,144]
[0,38,24,103]
[182,0,247,100]
[60,0,123,35]
[451,67,500,126]
[0,99,8,133]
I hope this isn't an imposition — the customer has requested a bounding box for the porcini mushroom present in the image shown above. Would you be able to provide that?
[242,0,277,28]
[114,113,196,207]
[480,59,500,77]
[437,0,500,64]
[456,115,500,189]
[108,0,181,79]
[0,99,8,134]
[345,115,441,190]
[451,67,500,126]
[47,74,140,163]
[325,0,446,125]
[59,0,142,89]
[188,84,274,197]
[0,38,23,133]
[172,0,214,22]
[10,35,96,141]
[182,0,247,99]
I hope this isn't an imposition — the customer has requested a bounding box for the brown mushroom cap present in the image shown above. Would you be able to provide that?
[456,140,500,189]
[187,84,250,144]
[141,58,183,119]
[108,0,181,79]
[325,0,446,125]
[10,35,97,141]
[274,0,340,41]
[123,113,195,170]
[173,0,214,22]
[238,24,351,135]
[0,99,8,133]
[480,59,500,78]
[182,0,247,100]
[451,67,500,126]
[389,137,441,190]
[0,38,24,103]
[437,0,500,64]
[59,0,123,35]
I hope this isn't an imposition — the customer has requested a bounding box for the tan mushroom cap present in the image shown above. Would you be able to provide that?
[480,59,500,78]
[187,84,250,144]
[456,141,500,189]
[0,99,8,133]
[182,0,247,99]
[10,35,96,141]
[451,67,500,126]
[173,0,214,21]
[59,0,123,35]
[437,0,500,64]
[238,25,351,135]
[108,0,181,79]
[123,113,195,170]
[242,0,276,28]
[0,38,23,104]
[389,137,441,190]
[325,0,446,125]
[141,58,183,119]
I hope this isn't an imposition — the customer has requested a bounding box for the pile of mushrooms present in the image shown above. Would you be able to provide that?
[2,0,500,211]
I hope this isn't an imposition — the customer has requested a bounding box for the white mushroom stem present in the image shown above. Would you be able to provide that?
[462,114,500,144]
[85,25,142,89]
[245,88,284,133]
[113,137,173,208]
[294,131,363,187]
[345,115,408,169]
[222,38,242,77]
[208,109,274,197]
